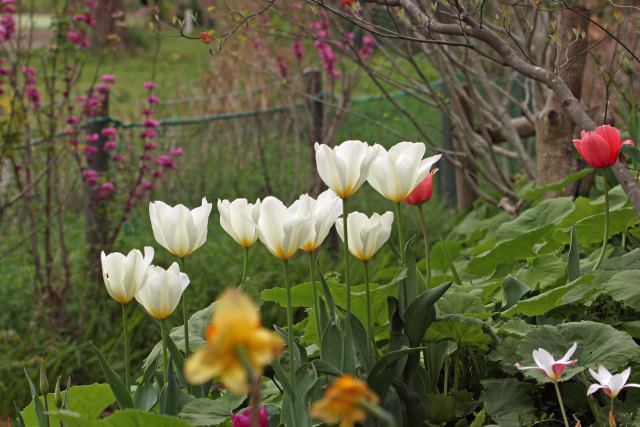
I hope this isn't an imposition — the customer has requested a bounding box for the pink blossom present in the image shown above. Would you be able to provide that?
[0,66,8,75]
[0,16,15,42]
[291,2,302,8]
[69,138,80,147]
[86,1,98,8]
[1,3,15,13]
[99,182,115,197]
[139,181,154,191]
[151,169,163,178]
[21,66,35,76]
[277,56,289,78]
[141,108,155,116]
[140,154,154,161]
[96,83,110,93]
[25,86,40,109]
[104,140,117,151]
[101,74,115,84]
[112,154,124,161]
[66,116,79,125]
[86,133,99,143]
[101,127,117,138]
[230,407,268,427]
[141,129,157,139]
[292,42,304,59]
[143,119,160,128]
[63,129,73,135]
[67,31,89,48]
[83,145,98,155]
[82,170,98,185]
[25,76,36,84]
[156,155,175,169]
[143,81,157,90]
[144,142,158,150]
[169,148,183,157]
[147,94,159,104]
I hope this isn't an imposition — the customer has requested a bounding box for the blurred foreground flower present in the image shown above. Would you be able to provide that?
[230,406,268,427]
[218,198,261,248]
[367,142,441,203]
[149,197,212,258]
[135,263,190,319]
[310,374,379,427]
[335,211,393,261]
[183,288,284,394]
[515,342,578,381]
[573,125,634,168]
[588,365,640,398]
[314,140,378,199]
[101,247,154,304]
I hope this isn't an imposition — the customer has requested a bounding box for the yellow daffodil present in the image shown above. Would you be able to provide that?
[183,288,284,395]
[310,374,379,427]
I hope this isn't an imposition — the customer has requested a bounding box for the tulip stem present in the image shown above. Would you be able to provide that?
[122,302,130,391]
[241,246,250,284]
[417,204,431,290]
[554,381,570,427]
[308,251,322,352]
[593,170,609,271]
[282,260,297,392]
[179,257,190,357]
[363,260,374,361]
[341,196,351,372]
[161,319,168,383]
[395,202,407,307]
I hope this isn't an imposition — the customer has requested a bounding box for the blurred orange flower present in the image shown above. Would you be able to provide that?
[310,374,379,427]
[183,288,284,395]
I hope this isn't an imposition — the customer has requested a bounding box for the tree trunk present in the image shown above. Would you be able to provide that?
[91,0,127,48]
[535,6,590,196]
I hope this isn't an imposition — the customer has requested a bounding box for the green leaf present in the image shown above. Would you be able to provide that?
[144,303,215,370]
[606,269,640,311]
[496,198,575,241]
[178,393,245,426]
[158,356,179,415]
[516,254,568,292]
[425,316,494,349]
[554,207,638,245]
[516,321,640,383]
[442,245,462,286]
[317,261,337,321]
[320,322,344,370]
[349,313,374,373]
[621,143,640,163]
[501,275,530,311]
[480,379,536,426]
[49,409,194,427]
[470,409,486,427]
[90,343,134,409]
[568,225,580,281]
[404,236,419,301]
[519,169,593,200]
[425,241,462,273]
[23,369,47,427]
[311,359,342,377]
[134,359,157,411]
[404,281,452,347]
[367,347,426,400]
[271,358,294,398]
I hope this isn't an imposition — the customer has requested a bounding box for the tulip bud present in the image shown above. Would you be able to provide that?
[39,358,49,395]
[54,376,63,409]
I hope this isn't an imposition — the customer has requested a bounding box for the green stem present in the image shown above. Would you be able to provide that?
[417,204,431,289]
[161,319,168,383]
[179,257,190,357]
[593,170,609,271]
[443,355,449,395]
[395,202,407,307]
[363,260,374,361]
[610,397,614,419]
[122,302,130,391]
[241,246,249,284]
[554,381,570,427]
[452,348,460,392]
[341,196,351,371]
[282,260,296,392]
[308,251,322,352]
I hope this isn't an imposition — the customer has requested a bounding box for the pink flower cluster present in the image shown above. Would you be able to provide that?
[0,12,15,43]
[66,3,96,48]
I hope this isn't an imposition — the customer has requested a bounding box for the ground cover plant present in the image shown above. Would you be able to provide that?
[3,0,640,426]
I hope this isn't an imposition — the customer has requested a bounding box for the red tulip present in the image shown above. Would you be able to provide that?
[403,168,438,205]
[573,125,634,168]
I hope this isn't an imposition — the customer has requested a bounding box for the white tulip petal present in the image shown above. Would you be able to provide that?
[587,383,604,396]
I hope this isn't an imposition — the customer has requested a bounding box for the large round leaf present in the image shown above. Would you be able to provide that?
[516,321,640,383]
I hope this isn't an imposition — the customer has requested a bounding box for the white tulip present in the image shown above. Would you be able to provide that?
[367,142,442,203]
[101,247,154,304]
[149,197,212,258]
[290,189,343,252]
[135,262,190,319]
[258,196,313,260]
[335,211,394,261]
[217,198,261,247]
[314,140,379,198]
